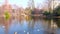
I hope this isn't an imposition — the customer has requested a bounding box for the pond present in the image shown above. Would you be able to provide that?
[0,17,59,34]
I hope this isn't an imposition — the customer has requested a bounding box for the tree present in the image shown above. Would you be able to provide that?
[53,5,60,16]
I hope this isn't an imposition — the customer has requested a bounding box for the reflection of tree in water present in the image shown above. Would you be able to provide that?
[43,18,51,34]
[54,19,60,28]
[27,17,42,32]
[26,19,35,32]
[4,19,12,34]
[0,17,12,34]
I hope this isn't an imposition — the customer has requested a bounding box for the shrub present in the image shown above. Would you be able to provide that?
[4,11,10,20]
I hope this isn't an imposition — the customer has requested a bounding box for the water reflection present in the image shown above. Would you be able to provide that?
[0,17,58,34]
[53,19,60,34]
[54,19,60,28]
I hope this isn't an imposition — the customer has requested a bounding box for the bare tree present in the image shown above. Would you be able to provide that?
[28,0,35,10]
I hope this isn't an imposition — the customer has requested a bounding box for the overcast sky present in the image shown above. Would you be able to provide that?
[0,0,47,8]
[0,0,59,8]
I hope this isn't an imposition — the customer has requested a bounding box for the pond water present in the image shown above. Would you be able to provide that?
[0,17,60,34]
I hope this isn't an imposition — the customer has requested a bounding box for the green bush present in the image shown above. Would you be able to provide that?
[4,11,10,20]
[53,6,60,16]
[43,11,51,16]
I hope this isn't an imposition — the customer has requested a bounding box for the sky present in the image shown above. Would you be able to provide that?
[0,0,49,8]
